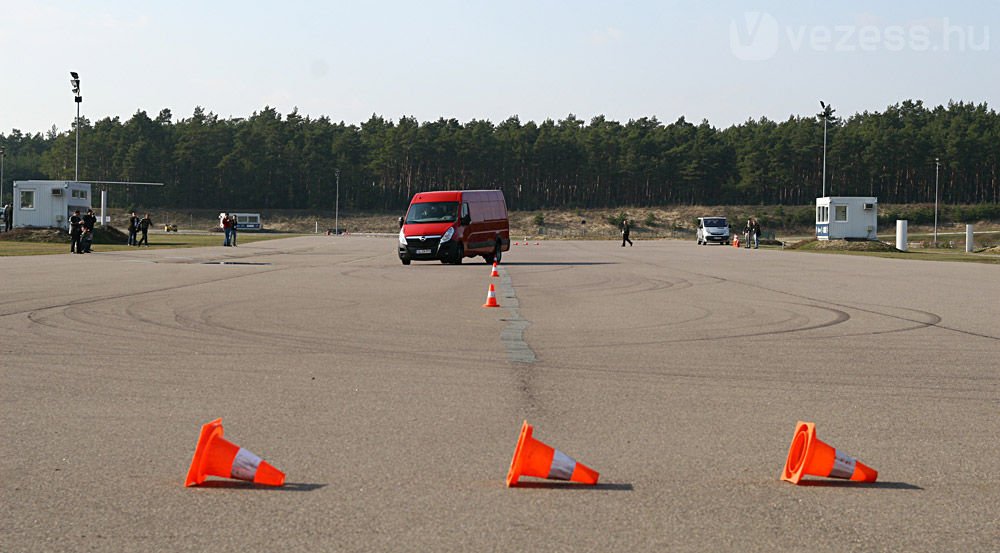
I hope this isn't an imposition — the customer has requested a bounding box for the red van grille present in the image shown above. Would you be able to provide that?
[406,237,441,249]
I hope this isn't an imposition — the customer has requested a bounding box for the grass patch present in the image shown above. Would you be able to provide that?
[785,239,1000,264]
[0,232,299,257]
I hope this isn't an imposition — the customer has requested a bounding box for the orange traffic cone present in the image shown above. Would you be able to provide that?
[185,418,285,487]
[781,421,878,485]
[490,262,499,278]
[483,283,500,308]
[514,242,519,246]
[506,420,599,487]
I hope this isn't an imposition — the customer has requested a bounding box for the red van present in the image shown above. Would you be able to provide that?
[398,190,510,265]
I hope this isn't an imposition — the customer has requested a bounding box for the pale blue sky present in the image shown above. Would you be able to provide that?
[1,0,996,134]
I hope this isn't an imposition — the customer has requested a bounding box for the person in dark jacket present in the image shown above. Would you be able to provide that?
[137,213,152,246]
[82,209,96,232]
[229,214,238,247]
[751,218,761,249]
[69,210,83,253]
[127,211,139,246]
[621,218,633,247]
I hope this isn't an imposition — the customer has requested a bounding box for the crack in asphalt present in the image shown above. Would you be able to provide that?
[496,267,537,364]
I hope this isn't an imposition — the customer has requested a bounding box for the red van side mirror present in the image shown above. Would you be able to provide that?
[461,214,471,225]
[398,216,404,228]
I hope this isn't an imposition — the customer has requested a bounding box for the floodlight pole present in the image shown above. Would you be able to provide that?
[934,157,940,246]
[822,114,827,197]
[820,101,829,198]
[335,168,341,235]
[1,146,5,208]
[70,72,82,182]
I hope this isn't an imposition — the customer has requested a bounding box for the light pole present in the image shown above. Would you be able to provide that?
[70,72,82,181]
[934,157,940,246]
[335,168,340,235]
[819,101,835,197]
[1,146,5,209]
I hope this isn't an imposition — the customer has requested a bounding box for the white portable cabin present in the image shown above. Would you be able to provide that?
[12,180,93,230]
[815,196,877,240]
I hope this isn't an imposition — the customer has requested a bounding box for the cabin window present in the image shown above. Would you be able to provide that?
[834,205,848,222]
[816,205,829,223]
[20,190,36,209]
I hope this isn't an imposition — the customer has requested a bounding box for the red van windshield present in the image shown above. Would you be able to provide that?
[406,202,458,224]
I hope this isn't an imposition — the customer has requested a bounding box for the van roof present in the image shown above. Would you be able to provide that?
[411,190,503,203]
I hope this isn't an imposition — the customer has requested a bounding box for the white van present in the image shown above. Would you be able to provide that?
[696,216,730,245]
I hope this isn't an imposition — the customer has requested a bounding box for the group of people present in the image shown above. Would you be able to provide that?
[220,212,239,246]
[2,203,11,232]
[127,211,152,246]
[618,215,763,249]
[69,209,98,253]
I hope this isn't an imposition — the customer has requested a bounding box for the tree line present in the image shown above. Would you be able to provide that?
[1,99,997,212]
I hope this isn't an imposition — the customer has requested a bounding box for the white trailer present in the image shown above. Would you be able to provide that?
[815,196,877,240]
[11,180,93,229]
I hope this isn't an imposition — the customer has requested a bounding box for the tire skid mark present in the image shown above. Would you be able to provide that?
[544,301,852,352]
[529,360,998,400]
[5,265,291,319]
[688,270,989,340]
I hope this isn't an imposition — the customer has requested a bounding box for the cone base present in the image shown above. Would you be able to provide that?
[185,418,225,487]
[506,421,532,487]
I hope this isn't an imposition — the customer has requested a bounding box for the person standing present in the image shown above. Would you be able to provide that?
[751,218,761,249]
[229,213,238,247]
[137,213,152,246]
[621,218,633,247]
[127,211,139,246]
[220,212,232,246]
[69,209,83,254]
[2,203,11,232]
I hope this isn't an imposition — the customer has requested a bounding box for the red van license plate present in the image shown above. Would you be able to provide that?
[416,249,432,254]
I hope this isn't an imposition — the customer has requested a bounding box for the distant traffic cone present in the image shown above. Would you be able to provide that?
[185,418,285,487]
[733,237,739,248]
[514,242,519,246]
[490,262,499,278]
[507,421,599,486]
[781,421,878,485]
[483,283,500,308]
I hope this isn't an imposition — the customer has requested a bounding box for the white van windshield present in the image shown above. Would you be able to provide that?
[406,202,458,224]
[703,218,726,227]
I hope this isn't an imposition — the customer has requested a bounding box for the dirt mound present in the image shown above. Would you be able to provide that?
[0,228,67,243]
[787,239,899,252]
[981,245,1000,254]
[1,225,129,245]
[92,225,129,244]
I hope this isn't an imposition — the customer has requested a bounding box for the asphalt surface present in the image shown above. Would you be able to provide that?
[2,237,998,552]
